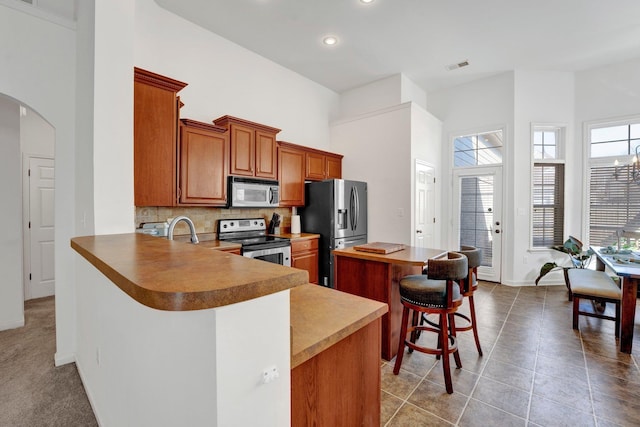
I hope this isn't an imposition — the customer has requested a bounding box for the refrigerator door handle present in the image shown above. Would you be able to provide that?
[349,187,356,230]
[353,187,359,231]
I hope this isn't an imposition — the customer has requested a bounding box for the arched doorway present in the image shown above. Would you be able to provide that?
[0,94,55,330]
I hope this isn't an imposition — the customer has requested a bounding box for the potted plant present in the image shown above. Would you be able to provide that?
[535,236,594,295]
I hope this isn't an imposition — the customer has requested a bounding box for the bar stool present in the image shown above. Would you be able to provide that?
[454,245,483,356]
[393,252,467,394]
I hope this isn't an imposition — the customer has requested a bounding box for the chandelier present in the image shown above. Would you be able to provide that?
[613,145,640,184]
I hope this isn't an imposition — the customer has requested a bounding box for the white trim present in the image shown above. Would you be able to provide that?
[75,357,103,426]
[330,101,412,126]
[529,123,567,250]
[54,351,76,367]
[583,115,640,245]
[0,318,25,331]
[0,0,76,30]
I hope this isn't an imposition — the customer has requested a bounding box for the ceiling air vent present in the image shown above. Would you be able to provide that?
[446,60,470,71]
[20,0,34,4]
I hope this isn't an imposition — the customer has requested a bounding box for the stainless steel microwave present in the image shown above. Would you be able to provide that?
[228,176,279,208]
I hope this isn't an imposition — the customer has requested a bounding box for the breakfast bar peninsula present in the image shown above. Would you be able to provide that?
[333,243,447,360]
[71,233,386,427]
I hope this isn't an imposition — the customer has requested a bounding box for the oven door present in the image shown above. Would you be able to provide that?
[243,245,291,267]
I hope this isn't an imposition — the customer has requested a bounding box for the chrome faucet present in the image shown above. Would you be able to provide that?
[167,216,199,244]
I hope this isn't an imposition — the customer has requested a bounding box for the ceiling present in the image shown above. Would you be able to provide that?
[154,0,640,94]
[17,0,640,94]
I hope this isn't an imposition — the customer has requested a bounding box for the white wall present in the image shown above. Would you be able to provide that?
[20,107,55,157]
[0,5,76,363]
[575,57,640,239]
[135,0,339,151]
[411,104,443,246]
[511,70,575,285]
[428,72,515,261]
[0,97,23,330]
[331,104,413,244]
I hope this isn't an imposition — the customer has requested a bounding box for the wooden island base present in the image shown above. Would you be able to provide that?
[333,246,447,361]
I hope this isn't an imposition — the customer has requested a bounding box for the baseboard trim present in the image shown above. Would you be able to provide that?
[0,318,25,332]
[54,352,76,367]
[75,359,103,427]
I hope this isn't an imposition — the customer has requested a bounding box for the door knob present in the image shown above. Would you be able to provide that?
[416,230,423,234]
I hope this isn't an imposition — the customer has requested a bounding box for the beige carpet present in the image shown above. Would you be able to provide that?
[0,297,97,426]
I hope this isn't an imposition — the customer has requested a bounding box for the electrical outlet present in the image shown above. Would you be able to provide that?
[261,366,279,384]
[96,347,101,366]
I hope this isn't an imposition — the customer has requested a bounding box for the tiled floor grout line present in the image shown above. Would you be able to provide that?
[453,284,523,426]
[383,349,441,426]
[578,324,599,427]
[523,285,549,425]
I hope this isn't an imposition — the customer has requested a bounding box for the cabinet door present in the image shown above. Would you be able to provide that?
[134,81,179,206]
[305,152,326,181]
[326,155,342,179]
[291,239,319,284]
[179,125,229,205]
[278,145,306,206]
[229,123,255,176]
[255,130,277,179]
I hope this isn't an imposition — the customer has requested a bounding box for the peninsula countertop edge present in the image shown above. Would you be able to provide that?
[71,233,309,311]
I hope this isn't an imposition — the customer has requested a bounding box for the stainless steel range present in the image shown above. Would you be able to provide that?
[217,218,291,266]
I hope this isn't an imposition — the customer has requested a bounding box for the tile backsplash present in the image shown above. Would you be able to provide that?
[135,206,293,237]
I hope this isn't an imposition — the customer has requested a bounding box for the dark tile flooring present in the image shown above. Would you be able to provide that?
[380,282,640,426]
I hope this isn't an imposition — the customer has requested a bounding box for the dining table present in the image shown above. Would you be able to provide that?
[591,246,639,354]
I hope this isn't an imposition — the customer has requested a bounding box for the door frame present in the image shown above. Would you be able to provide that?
[452,165,503,282]
[413,159,436,248]
[22,153,55,300]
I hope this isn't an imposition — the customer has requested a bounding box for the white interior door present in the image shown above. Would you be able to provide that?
[414,160,435,248]
[453,166,502,282]
[25,156,55,299]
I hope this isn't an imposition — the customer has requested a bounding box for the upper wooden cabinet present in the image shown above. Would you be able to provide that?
[305,150,343,181]
[178,119,229,206]
[213,115,280,180]
[134,67,187,207]
[278,142,306,207]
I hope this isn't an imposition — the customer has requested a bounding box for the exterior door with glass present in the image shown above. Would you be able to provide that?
[453,166,502,282]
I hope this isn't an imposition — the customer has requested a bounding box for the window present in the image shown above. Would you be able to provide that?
[531,126,565,248]
[588,119,640,247]
[454,130,503,167]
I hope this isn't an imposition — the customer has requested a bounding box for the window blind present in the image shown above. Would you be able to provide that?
[532,163,564,247]
[589,165,640,246]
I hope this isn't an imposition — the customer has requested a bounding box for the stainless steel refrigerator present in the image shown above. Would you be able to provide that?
[299,179,367,287]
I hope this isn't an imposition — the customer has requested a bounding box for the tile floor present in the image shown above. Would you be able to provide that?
[380,282,640,426]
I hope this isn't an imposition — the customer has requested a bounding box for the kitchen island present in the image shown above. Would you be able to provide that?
[333,245,447,360]
[71,233,385,426]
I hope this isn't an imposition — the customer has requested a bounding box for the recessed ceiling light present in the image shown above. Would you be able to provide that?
[323,36,338,46]
[360,0,374,3]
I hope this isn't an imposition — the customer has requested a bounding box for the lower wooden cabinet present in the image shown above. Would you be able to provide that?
[291,238,319,284]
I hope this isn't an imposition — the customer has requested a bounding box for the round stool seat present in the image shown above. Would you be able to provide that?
[399,275,462,308]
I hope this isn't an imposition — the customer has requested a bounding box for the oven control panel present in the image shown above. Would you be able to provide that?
[218,218,266,233]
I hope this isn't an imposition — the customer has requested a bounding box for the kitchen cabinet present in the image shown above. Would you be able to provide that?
[305,150,343,181]
[134,67,187,207]
[178,119,229,206]
[277,142,306,207]
[305,149,342,181]
[213,115,280,179]
[291,237,319,284]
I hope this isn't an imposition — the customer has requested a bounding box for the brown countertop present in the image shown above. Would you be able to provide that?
[71,233,308,311]
[332,245,447,266]
[290,284,387,368]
